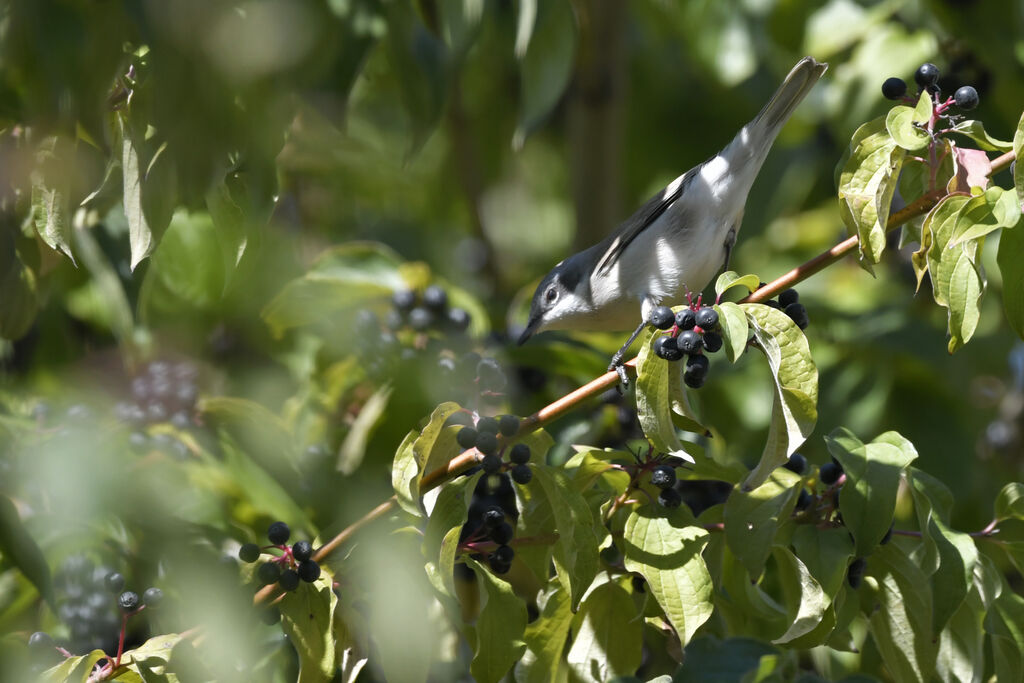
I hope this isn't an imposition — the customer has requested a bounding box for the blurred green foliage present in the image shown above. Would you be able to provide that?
[2,0,1024,680]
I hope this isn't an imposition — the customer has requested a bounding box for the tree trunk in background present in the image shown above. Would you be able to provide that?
[569,0,625,252]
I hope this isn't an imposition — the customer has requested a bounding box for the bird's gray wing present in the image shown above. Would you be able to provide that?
[594,164,701,276]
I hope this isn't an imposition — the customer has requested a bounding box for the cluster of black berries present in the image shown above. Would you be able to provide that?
[648,304,721,388]
[240,522,321,593]
[644,458,732,515]
[31,557,162,663]
[882,63,979,111]
[389,285,472,336]
[114,359,202,459]
[782,453,892,589]
[452,412,532,485]
[758,286,809,330]
[458,472,520,575]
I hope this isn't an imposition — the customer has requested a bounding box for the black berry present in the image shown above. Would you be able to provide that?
[819,462,843,486]
[795,489,813,511]
[267,522,291,545]
[701,332,723,353]
[675,308,696,330]
[509,443,530,465]
[423,285,448,312]
[490,522,514,545]
[408,307,434,331]
[28,631,54,652]
[784,302,809,329]
[297,560,321,583]
[847,557,867,589]
[498,415,520,437]
[447,307,471,331]
[510,464,532,485]
[653,335,683,362]
[631,575,646,593]
[881,77,907,100]
[779,289,799,308]
[650,465,677,490]
[476,432,498,456]
[392,289,417,312]
[292,541,313,562]
[676,330,703,355]
[658,487,682,508]
[488,556,511,575]
[914,63,940,88]
[483,506,505,528]
[481,454,503,474]
[278,570,300,591]
[456,427,478,450]
[118,591,140,613]
[492,545,515,564]
[684,354,709,389]
[142,587,164,607]
[765,299,782,310]
[105,572,125,594]
[648,306,675,330]
[954,85,979,110]
[239,543,261,563]
[695,307,718,330]
[477,416,500,435]
[257,562,282,585]
[784,452,807,475]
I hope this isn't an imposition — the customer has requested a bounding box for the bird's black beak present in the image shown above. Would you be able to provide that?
[517,314,541,346]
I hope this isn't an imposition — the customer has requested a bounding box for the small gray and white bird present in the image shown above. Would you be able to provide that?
[518,56,827,381]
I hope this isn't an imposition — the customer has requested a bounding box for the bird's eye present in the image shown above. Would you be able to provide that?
[545,287,558,303]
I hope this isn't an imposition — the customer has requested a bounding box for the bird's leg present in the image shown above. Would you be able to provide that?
[608,319,649,390]
[715,226,739,305]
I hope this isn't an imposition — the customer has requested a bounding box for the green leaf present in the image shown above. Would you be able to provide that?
[790,525,855,600]
[0,231,38,341]
[422,471,480,599]
[567,580,642,682]
[985,587,1024,683]
[70,224,134,342]
[936,601,984,683]
[714,271,761,298]
[635,329,695,463]
[724,468,800,578]
[438,0,484,57]
[676,637,780,683]
[338,385,392,475]
[514,0,577,147]
[884,92,931,152]
[468,557,528,683]
[0,494,54,608]
[837,117,905,267]
[30,136,75,264]
[740,304,818,491]
[867,543,937,683]
[391,431,421,517]
[716,302,749,363]
[1014,111,1024,210]
[205,162,275,286]
[517,581,572,683]
[924,193,985,353]
[119,115,176,270]
[393,402,462,515]
[622,506,713,645]
[770,546,830,645]
[995,482,1024,521]
[261,243,405,337]
[219,436,310,534]
[122,632,183,673]
[997,219,1024,342]
[532,464,599,607]
[926,516,977,637]
[826,428,917,556]
[950,119,1014,152]
[199,396,301,485]
[950,186,1021,246]
[279,569,339,683]
[40,649,106,683]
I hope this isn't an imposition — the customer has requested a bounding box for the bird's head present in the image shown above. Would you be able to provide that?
[517,257,591,345]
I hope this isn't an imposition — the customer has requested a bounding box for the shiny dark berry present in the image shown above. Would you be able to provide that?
[492,545,515,564]
[509,443,530,465]
[278,570,300,591]
[648,306,675,330]
[292,541,313,562]
[118,591,140,613]
[511,464,532,485]
[481,454,503,474]
[847,557,867,589]
[701,332,723,353]
[28,631,54,652]
[257,562,282,585]
[819,462,843,486]
[498,415,520,437]
[297,560,321,583]
[447,308,471,331]
[881,77,907,100]
[267,522,290,545]
[695,307,718,330]
[954,85,978,110]
[488,556,511,575]
[914,63,939,88]
[784,453,807,475]
[795,489,813,511]
[779,289,799,307]
[408,307,434,331]
[477,416,500,435]
[392,289,417,312]
[423,285,448,312]
[490,522,514,545]
[653,335,683,361]
[650,465,677,490]
[483,506,505,528]
[676,330,703,355]
[142,587,164,607]
[239,543,261,563]
[105,572,125,594]
[675,308,696,330]
[684,354,709,389]
[456,427,478,450]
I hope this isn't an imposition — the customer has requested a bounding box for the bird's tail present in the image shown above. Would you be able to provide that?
[750,56,828,138]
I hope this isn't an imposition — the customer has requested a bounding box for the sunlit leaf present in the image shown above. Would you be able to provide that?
[924,193,984,352]
[422,472,480,599]
[950,186,1020,246]
[516,581,572,683]
[716,301,749,363]
[950,119,1013,152]
[467,557,528,683]
[30,136,75,263]
[723,468,800,578]
[1015,111,1024,210]
[0,494,54,608]
[997,220,1024,341]
[532,464,599,608]
[770,545,830,645]
[714,271,761,298]
[566,579,642,682]
[884,91,930,152]
[279,570,339,683]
